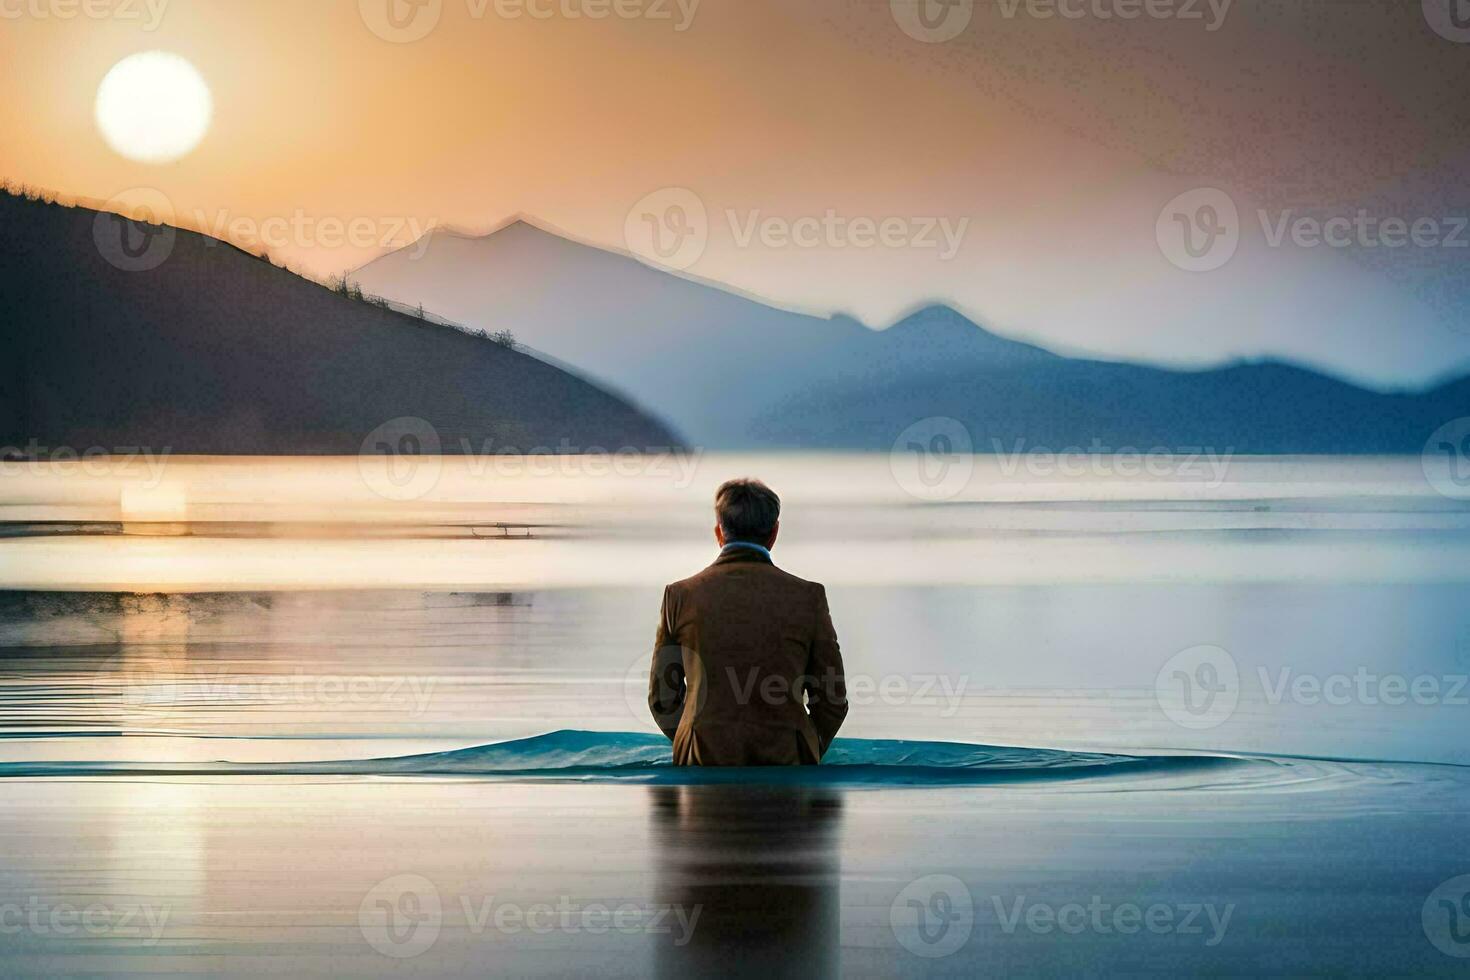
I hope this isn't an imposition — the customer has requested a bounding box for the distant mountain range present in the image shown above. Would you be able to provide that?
[3,189,1462,459]
[353,219,1470,454]
[0,192,679,456]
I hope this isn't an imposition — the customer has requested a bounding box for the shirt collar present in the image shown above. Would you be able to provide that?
[719,541,772,562]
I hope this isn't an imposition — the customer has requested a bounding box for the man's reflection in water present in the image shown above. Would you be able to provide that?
[649,784,844,979]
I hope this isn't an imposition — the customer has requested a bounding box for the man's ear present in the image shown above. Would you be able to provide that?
[766,521,780,549]
[715,524,726,547]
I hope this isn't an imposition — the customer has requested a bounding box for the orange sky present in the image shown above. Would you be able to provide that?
[3,0,1468,386]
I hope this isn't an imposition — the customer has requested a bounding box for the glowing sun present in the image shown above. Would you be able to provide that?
[95,52,213,164]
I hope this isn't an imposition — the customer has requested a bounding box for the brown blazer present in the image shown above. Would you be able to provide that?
[648,547,848,766]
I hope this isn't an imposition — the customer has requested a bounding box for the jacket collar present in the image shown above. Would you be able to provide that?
[713,544,774,566]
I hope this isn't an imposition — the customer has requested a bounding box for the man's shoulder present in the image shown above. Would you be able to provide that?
[667,561,824,596]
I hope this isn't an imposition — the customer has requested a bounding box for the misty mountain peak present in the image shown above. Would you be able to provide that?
[883,304,1058,364]
[349,205,1466,452]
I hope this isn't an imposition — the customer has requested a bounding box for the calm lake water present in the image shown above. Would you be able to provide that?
[1,453,1468,976]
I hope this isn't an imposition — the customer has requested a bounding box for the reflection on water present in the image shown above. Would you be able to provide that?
[2,766,1468,978]
[650,786,843,979]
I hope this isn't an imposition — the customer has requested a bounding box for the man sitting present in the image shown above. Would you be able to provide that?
[647,478,849,765]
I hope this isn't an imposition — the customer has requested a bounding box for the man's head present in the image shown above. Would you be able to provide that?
[714,478,781,549]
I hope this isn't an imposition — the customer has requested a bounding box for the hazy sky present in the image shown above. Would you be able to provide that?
[3,0,1468,388]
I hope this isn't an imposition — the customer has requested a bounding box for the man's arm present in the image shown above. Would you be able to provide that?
[805,584,849,757]
[647,585,685,742]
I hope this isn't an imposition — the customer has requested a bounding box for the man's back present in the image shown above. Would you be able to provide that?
[649,545,848,766]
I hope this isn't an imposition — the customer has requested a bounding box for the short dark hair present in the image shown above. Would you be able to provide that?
[715,478,781,543]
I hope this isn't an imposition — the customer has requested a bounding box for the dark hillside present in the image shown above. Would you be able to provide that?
[0,190,680,455]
